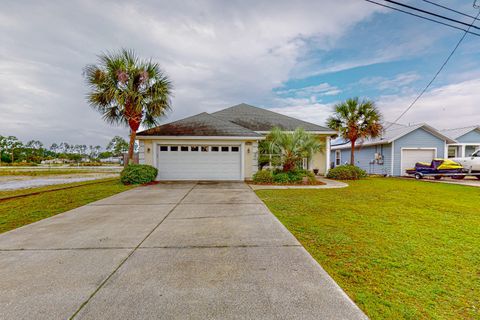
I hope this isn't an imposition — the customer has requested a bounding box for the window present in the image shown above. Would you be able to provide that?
[181,146,189,152]
[221,146,229,152]
[211,146,219,152]
[201,146,208,152]
[191,146,199,152]
[231,146,239,152]
[335,150,341,166]
[160,146,168,151]
[448,146,457,158]
[170,146,178,151]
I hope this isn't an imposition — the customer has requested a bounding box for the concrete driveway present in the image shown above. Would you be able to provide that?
[0,181,366,320]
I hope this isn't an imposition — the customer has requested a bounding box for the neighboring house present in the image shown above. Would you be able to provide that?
[331,122,456,176]
[441,126,480,158]
[137,103,336,181]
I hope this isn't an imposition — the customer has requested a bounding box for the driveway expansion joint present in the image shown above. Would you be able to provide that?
[0,247,136,252]
[68,182,198,320]
[139,244,303,249]
[168,213,267,220]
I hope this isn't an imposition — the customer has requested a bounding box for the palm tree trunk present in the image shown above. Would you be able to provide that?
[127,129,136,166]
[350,140,355,165]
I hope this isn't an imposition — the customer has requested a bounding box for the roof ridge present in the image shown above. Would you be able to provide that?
[441,125,480,131]
[213,103,332,131]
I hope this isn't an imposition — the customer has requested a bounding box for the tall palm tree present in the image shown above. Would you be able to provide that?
[84,49,172,163]
[327,97,383,165]
[263,127,323,172]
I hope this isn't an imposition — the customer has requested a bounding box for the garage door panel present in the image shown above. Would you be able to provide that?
[157,145,242,180]
[401,149,436,176]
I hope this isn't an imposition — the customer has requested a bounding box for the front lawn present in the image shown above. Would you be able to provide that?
[0,179,134,234]
[256,178,480,319]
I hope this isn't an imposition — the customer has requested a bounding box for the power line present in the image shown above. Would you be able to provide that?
[388,8,480,127]
[384,0,480,30]
[364,0,480,37]
[422,0,478,20]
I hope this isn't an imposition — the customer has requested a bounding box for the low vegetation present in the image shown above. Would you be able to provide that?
[120,164,158,185]
[256,178,480,319]
[0,179,133,234]
[326,165,367,180]
[253,169,317,184]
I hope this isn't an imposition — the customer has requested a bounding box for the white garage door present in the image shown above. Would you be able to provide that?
[156,145,242,180]
[401,148,436,175]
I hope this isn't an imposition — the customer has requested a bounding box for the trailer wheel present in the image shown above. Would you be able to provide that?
[415,173,423,180]
[434,176,442,180]
[452,175,465,180]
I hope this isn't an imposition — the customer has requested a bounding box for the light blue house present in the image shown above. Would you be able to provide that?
[441,126,480,158]
[331,123,456,176]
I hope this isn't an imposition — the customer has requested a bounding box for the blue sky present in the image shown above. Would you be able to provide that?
[1,0,479,146]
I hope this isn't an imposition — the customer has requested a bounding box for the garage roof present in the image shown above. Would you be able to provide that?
[331,122,456,150]
[212,103,334,132]
[440,125,480,140]
[137,112,262,137]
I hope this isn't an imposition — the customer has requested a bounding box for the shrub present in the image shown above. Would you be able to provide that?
[253,170,274,183]
[120,164,158,185]
[327,165,367,180]
[273,172,290,183]
[287,170,303,183]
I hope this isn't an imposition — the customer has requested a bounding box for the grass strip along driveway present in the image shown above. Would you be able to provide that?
[256,178,480,320]
[0,179,133,234]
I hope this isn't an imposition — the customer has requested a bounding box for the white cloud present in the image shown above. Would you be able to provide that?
[0,0,377,145]
[359,72,421,91]
[275,83,341,97]
[269,97,335,127]
[378,78,480,129]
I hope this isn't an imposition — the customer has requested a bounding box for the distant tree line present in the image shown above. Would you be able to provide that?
[0,135,129,165]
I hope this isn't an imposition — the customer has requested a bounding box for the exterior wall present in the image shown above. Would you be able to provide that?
[244,141,258,180]
[392,128,446,176]
[331,144,392,176]
[331,128,447,176]
[311,136,328,174]
[137,138,257,180]
[456,130,480,143]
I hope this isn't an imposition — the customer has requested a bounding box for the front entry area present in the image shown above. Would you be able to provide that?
[156,144,242,180]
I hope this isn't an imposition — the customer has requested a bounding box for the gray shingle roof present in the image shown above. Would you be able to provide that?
[440,126,480,140]
[331,122,456,149]
[137,112,262,137]
[212,103,333,132]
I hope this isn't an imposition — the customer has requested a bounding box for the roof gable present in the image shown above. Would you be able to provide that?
[331,122,456,149]
[212,103,333,132]
[137,112,261,137]
[441,126,480,141]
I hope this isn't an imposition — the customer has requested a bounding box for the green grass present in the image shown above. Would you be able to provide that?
[0,169,117,176]
[256,178,480,320]
[0,179,134,234]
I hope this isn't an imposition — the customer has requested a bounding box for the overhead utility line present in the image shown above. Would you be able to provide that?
[422,0,479,20]
[387,8,480,126]
[364,0,480,37]
[383,0,480,30]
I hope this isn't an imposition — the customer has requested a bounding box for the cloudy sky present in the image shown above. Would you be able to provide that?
[1,0,480,147]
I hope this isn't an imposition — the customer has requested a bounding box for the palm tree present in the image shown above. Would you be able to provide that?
[263,127,323,172]
[84,49,172,163]
[327,97,383,165]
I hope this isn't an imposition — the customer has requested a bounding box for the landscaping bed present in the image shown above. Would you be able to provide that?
[256,177,480,320]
